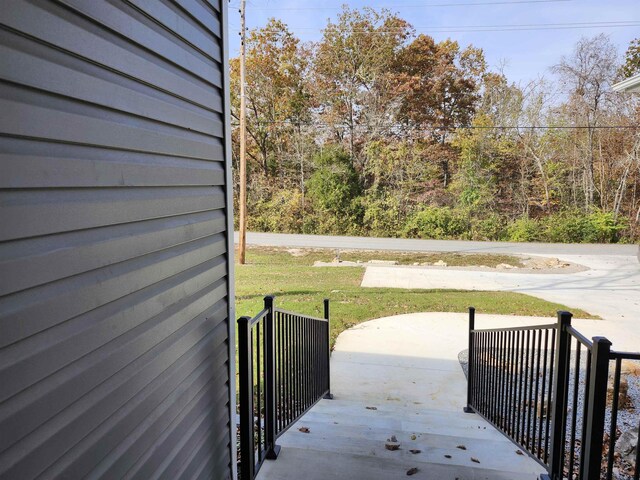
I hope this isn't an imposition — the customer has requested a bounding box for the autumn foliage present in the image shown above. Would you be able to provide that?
[231,8,640,243]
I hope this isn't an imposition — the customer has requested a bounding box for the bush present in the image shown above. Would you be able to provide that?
[362,194,402,237]
[403,207,470,239]
[507,217,541,242]
[471,214,506,241]
[543,210,628,243]
[248,189,307,233]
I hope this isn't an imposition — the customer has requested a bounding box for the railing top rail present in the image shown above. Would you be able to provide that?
[245,308,269,327]
[274,307,328,323]
[566,325,593,349]
[611,350,640,360]
[471,323,556,334]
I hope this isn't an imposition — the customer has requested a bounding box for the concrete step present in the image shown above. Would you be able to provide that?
[257,398,544,480]
[301,398,507,441]
[258,445,539,480]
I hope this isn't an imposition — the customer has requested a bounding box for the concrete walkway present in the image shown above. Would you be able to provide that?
[362,253,640,352]
[257,313,568,480]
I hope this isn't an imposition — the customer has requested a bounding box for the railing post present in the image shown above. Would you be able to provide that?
[581,336,611,480]
[238,316,254,480]
[263,296,280,460]
[323,298,333,400]
[546,311,573,480]
[464,306,475,413]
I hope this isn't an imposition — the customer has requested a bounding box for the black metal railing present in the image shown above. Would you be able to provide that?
[238,296,332,480]
[606,351,640,480]
[466,308,639,480]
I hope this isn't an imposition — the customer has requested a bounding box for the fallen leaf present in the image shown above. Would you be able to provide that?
[406,467,419,476]
[456,445,467,450]
[409,449,421,454]
[298,427,310,433]
[444,454,452,459]
[366,406,378,410]
[516,450,524,455]
[471,457,480,463]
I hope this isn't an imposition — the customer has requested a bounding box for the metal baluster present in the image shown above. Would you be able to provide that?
[545,326,557,466]
[548,311,572,480]
[578,348,593,478]
[569,340,581,477]
[581,337,611,480]
[606,357,622,480]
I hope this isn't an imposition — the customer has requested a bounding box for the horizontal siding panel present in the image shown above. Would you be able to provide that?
[0,236,226,352]
[94,356,229,479]
[0,287,228,456]
[0,306,229,479]
[0,186,225,241]
[128,0,221,51]
[0,211,226,296]
[0,248,224,380]
[0,1,222,104]
[161,409,231,480]
[59,0,222,71]
[0,0,232,478]
[174,0,222,34]
[0,138,225,189]
[43,334,230,480]
[0,95,223,162]
[0,38,223,136]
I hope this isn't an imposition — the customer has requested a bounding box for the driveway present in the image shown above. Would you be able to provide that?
[362,252,640,352]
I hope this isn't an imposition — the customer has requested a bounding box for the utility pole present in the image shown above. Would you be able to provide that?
[238,0,247,264]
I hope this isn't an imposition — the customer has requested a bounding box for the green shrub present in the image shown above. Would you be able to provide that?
[403,207,470,239]
[507,217,541,242]
[585,210,628,243]
[362,194,402,237]
[471,214,506,241]
[542,210,628,243]
[248,189,307,233]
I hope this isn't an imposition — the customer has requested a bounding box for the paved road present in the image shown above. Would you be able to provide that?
[237,232,639,257]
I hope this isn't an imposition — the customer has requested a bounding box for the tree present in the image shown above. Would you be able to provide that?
[395,36,485,186]
[313,7,412,174]
[620,38,640,79]
[552,34,619,209]
[230,19,311,178]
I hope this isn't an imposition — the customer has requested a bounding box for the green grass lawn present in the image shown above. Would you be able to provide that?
[235,247,596,347]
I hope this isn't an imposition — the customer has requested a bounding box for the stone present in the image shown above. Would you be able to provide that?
[607,375,630,409]
[367,260,399,265]
[433,260,448,267]
[617,427,638,463]
[496,263,517,270]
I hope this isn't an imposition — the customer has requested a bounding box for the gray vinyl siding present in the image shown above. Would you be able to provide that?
[0,1,235,479]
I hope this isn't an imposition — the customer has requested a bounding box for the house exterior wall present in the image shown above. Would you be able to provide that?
[0,1,235,479]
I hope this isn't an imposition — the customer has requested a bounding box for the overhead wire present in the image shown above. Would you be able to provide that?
[248,20,640,35]
[247,0,574,11]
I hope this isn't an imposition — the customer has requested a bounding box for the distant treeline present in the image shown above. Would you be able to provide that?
[231,7,640,243]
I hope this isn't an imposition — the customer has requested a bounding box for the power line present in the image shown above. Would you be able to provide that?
[251,20,640,35]
[247,0,573,11]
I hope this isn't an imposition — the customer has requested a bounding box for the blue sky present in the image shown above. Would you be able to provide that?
[227,0,639,86]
